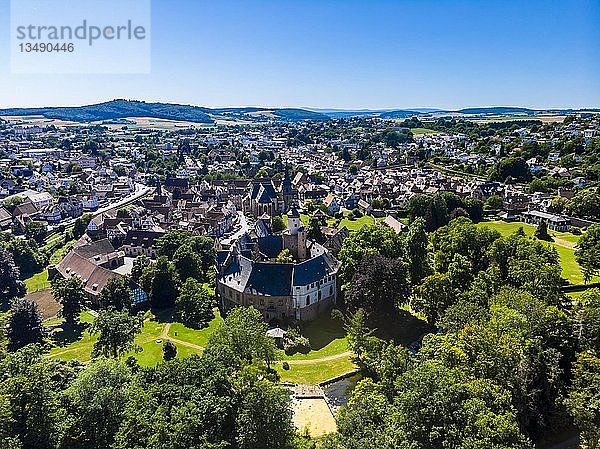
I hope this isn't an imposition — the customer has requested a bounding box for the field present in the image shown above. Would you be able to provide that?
[410,127,441,135]
[475,220,598,285]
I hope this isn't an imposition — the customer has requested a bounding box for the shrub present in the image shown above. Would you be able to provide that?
[282,361,290,370]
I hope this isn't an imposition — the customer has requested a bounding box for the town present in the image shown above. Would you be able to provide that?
[2,107,600,449]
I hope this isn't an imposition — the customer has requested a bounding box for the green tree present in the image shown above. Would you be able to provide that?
[306,215,325,243]
[0,247,26,303]
[208,306,277,368]
[338,224,404,283]
[405,217,431,285]
[576,223,600,283]
[59,359,131,449]
[24,221,47,243]
[271,216,286,233]
[91,308,143,358]
[173,244,203,281]
[52,276,85,327]
[148,256,180,308]
[566,351,600,449]
[235,380,295,449]
[98,276,132,311]
[162,341,177,361]
[72,214,92,239]
[345,254,409,320]
[276,248,293,264]
[484,194,504,210]
[155,230,194,258]
[175,278,215,329]
[7,298,45,351]
[0,346,66,449]
[533,220,552,241]
[412,273,455,326]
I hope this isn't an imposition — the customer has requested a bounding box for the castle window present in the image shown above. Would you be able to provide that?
[306,296,310,306]
[329,286,334,296]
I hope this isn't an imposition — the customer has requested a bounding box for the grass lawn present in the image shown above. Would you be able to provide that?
[277,356,357,385]
[302,212,375,232]
[167,309,224,347]
[283,313,348,361]
[333,214,376,232]
[24,270,50,292]
[411,127,441,135]
[46,308,222,366]
[47,311,98,362]
[475,220,599,285]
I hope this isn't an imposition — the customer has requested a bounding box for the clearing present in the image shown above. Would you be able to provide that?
[475,220,599,285]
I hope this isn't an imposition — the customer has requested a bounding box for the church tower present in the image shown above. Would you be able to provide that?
[282,163,293,212]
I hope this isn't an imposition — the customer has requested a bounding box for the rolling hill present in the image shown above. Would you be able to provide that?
[0,100,330,124]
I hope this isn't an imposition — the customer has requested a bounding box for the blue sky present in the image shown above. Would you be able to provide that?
[0,0,599,109]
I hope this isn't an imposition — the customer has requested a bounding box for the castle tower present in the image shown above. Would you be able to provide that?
[287,206,301,235]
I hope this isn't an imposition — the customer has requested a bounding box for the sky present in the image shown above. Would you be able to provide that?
[0,0,599,109]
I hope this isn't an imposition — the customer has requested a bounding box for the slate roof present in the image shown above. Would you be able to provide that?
[122,230,165,248]
[246,262,293,296]
[292,254,329,286]
[257,235,283,259]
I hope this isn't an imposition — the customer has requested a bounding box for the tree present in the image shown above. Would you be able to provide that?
[276,249,293,264]
[534,221,552,241]
[208,307,277,368]
[412,273,455,326]
[566,351,600,449]
[0,247,26,303]
[72,214,92,239]
[406,193,449,231]
[99,276,132,311]
[338,224,404,283]
[271,216,285,233]
[573,289,600,352]
[568,188,600,220]
[484,194,504,210]
[162,341,177,361]
[0,346,66,449]
[491,157,532,183]
[386,363,530,449]
[576,223,600,283]
[155,230,193,258]
[52,276,85,327]
[175,278,215,329]
[91,308,143,358]
[306,215,325,243]
[345,254,409,320]
[405,217,431,285]
[59,359,131,449]
[343,308,376,368]
[130,255,151,284]
[7,297,45,351]
[148,256,180,308]
[173,244,203,282]
[24,221,47,243]
[235,380,295,449]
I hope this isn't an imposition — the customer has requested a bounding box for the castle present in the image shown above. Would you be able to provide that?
[216,205,339,322]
